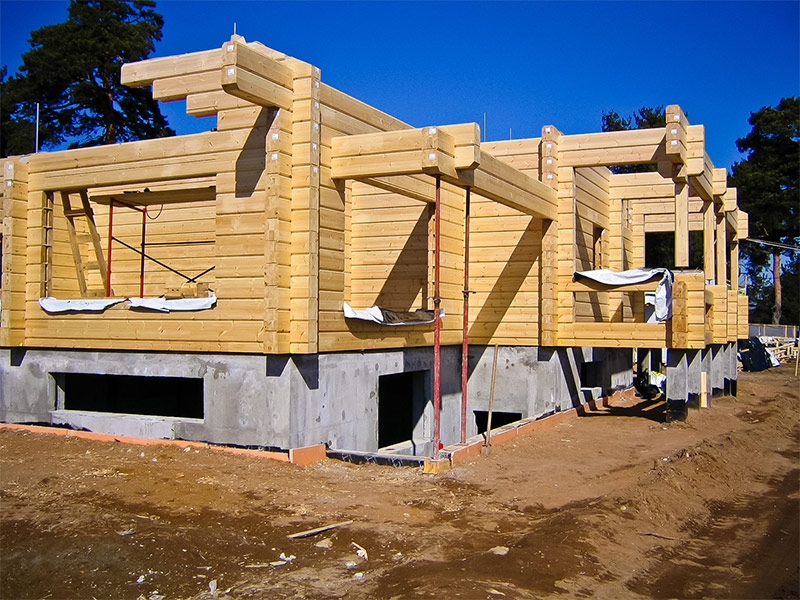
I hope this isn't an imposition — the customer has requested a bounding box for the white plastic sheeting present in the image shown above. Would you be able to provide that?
[39,294,217,313]
[342,302,443,325]
[38,297,125,313]
[573,267,674,321]
[127,294,217,312]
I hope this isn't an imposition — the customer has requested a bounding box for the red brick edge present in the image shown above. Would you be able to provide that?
[0,423,327,466]
[425,386,637,473]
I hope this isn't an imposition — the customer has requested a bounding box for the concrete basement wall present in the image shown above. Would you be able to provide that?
[0,344,634,452]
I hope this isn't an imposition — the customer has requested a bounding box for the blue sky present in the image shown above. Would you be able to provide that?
[2,0,798,170]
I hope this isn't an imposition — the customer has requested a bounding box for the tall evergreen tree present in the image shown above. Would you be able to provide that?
[601,105,665,174]
[2,0,173,155]
[729,97,799,324]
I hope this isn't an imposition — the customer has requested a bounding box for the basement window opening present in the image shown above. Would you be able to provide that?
[474,410,522,435]
[378,371,427,449]
[53,373,203,419]
[580,361,602,389]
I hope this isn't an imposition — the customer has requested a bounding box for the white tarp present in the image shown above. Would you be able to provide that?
[574,267,674,321]
[39,294,216,313]
[127,294,217,312]
[343,301,443,325]
[38,297,125,313]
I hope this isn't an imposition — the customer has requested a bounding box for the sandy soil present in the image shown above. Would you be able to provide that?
[1,364,798,600]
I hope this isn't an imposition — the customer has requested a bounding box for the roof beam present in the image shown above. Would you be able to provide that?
[331,125,557,220]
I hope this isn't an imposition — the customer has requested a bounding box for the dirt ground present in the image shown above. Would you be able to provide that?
[1,364,798,600]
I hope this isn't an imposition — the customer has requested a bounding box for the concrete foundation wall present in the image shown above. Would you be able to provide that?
[665,342,738,403]
[0,344,633,452]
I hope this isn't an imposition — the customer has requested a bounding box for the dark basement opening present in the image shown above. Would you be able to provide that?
[474,410,522,435]
[378,370,426,449]
[580,360,603,388]
[54,373,204,419]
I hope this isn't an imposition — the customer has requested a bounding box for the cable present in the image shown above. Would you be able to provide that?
[145,204,164,220]
[743,238,800,252]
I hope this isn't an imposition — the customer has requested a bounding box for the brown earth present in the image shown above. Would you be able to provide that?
[1,364,798,600]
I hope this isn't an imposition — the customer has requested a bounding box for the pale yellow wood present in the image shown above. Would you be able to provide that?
[703,199,715,280]
[221,65,293,111]
[674,181,689,267]
[220,39,294,88]
[121,48,221,87]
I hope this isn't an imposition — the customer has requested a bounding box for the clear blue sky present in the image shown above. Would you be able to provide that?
[2,0,798,170]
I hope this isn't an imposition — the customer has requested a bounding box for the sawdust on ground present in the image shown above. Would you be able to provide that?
[1,364,798,600]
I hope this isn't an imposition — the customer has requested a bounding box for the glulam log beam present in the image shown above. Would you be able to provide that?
[665,104,688,164]
[738,210,749,239]
[220,40,294,110]
[455,151,557,220]
[722,187,738,213]
[557,128,666,168]
[121,48,221,87]
[331,125,557,220]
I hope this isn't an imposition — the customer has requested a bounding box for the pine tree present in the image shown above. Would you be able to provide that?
[2,0,174,155]
[730,97,799,324]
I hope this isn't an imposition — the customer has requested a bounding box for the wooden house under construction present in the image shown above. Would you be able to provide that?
[0,37,747,456]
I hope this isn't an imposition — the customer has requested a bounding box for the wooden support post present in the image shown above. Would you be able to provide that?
[674,181,689,267]
[700,370,708,408]
[703,199,715,282]
[716,211,727,286]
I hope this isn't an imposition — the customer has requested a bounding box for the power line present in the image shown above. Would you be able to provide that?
[743,238,800,252]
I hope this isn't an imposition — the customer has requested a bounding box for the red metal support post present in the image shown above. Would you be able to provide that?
[433,175,442,460]
[140,208,147,297]
[106,200,113,297]
[461,186,471,444]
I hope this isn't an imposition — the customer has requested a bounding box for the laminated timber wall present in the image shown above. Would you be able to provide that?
[23,129,266,353]
[4,38,749,356]
[1,158,28,346]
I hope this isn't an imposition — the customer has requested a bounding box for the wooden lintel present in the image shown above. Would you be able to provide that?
[90,185,216,206]
[566,279,659,293]
[358,175,435,204]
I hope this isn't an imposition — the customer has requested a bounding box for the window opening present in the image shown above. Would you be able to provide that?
[474,410,522,435]
[54,373,203,419]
